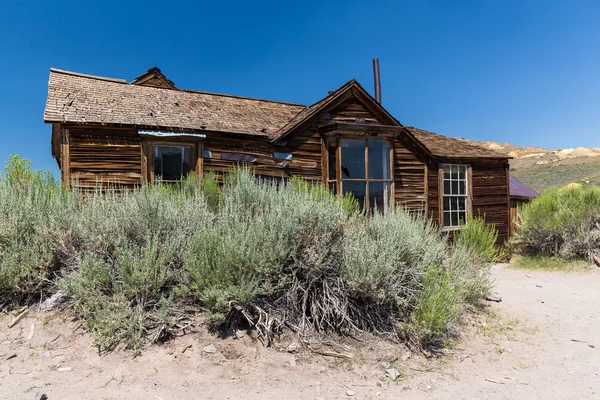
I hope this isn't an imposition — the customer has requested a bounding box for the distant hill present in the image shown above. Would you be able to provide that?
[459,139,600,193]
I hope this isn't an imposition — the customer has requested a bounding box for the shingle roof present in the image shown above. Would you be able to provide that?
[510,176,540,199]
[44,68,306,136]
[405,127,507,159]
[44,68,509,160]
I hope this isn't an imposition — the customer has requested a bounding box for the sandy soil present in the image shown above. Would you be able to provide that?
[1,264,599,400]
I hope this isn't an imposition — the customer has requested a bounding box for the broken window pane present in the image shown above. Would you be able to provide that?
[341,139,365,179]
[154,145,190,182]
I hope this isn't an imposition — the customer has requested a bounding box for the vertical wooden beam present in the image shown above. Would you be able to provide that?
[197,140,204,180]
[390,138,395,211]
[506,162,511,237]
[364,138,369,214]
[140,141,148,184]
[148,142,155,184]
[321,137,327,185]
[437,164,443,227]
[423,163,428,215]
[60,128,70,187]
[336,136,342,195]
[467,164,473,219]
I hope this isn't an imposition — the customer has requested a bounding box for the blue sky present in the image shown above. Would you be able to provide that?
[1,0,600,174]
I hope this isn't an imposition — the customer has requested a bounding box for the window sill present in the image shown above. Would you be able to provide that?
[441,226,462,232]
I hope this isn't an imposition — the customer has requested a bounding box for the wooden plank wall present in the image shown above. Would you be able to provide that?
[427,162,440,223]
[393,137,426,212]
[471,163,510,244]
[326,97,380,124]
[428,161,510,245]
[202,130,322,182]
[68,129,142,189]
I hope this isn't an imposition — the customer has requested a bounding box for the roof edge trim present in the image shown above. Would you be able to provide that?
[50,68,127,84]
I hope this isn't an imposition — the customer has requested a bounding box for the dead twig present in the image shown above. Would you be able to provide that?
[8,309,28,328]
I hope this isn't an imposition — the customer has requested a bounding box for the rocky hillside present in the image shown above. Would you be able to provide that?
[460,140,600,192]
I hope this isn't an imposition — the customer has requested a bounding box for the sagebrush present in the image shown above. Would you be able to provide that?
[0,156,497,352]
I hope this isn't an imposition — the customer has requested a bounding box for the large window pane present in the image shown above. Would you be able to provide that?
[367,140,391,179]
[342,181,366,210]
[340,139,365,179]
[154,146,190,182]
[369,182,392,213]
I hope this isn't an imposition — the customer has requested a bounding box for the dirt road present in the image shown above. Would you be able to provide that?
[1,264,599,399]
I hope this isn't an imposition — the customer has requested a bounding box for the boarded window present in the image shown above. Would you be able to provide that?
[442,164,467,227]
[154,145,190,183]
[220,152,257,163]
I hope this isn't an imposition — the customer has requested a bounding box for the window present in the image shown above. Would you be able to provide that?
[328,138,392,214]
[154,145,190,183]
[442,164,468,228]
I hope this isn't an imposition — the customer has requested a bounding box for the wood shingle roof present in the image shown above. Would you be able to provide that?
[44,68,306,136]
[44,67,508,160]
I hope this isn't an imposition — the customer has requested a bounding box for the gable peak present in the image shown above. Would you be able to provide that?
[130,67,179,90]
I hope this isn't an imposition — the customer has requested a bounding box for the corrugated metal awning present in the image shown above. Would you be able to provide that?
[138,129,206,138]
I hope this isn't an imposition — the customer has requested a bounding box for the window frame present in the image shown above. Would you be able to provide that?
[438,163,472,230]
[326,135,394,214]
[142,139,203,184]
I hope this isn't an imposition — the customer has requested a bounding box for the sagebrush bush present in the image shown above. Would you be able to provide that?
[516,185,600,260]
[0,157,497,351]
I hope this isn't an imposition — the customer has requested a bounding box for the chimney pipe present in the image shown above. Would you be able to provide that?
[373,58,381,104]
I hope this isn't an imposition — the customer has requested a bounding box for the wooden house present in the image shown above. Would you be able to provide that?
[44,67,511,243]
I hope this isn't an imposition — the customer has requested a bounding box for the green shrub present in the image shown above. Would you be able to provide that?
[454,217,498,263]
[411,264,464,341]
[516,185,600,260]
[0,156,497,351]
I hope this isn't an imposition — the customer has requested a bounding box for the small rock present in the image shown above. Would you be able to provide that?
[40,291,67,311]
[536,284,542,288]
[375,381,383,387]
[287,342,300,353]
[203,344,217,354]
[42,351,51,359]
[402,352,411,361]
[386,368,401,381]
[426,385,432,390]
[289,358,297,367]
[235,330,246,340]
[346,390,355,396]
[485,293,502,302]
[33,393,48,400]
[380,361,391,369]
[58,367,71,372]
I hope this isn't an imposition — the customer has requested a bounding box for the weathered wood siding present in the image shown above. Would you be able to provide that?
[427,162,440,223]
[68,128,142,189]
[427,161,510,244]
[202,129,322,182]
[471,163,510,244]
[393,137,426,212]
[326,97,380,124]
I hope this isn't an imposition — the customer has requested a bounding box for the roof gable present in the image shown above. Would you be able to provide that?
[271,80,400,142]
[131,67,179,90]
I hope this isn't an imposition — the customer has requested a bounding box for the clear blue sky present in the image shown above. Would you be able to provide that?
[1,0,600,174]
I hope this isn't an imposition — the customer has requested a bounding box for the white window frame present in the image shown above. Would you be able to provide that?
[440,164,470,229]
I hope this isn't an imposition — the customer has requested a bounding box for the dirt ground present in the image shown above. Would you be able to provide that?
[1,263,599,400]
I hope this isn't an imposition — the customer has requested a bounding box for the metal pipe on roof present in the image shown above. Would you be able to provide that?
[373,58,381,104]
